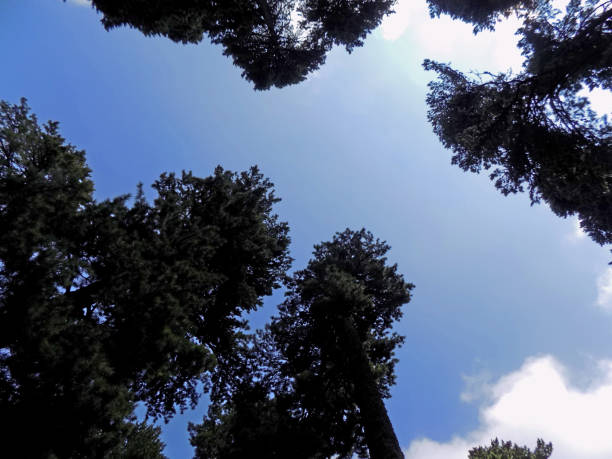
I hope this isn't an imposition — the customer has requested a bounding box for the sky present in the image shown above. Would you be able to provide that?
[2,1,612,457]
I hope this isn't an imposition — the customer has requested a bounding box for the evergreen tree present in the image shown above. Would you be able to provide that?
[425,0,611,246]
[191,229,413,459]
[469,438,553,458]
[190,331,331,458]
[0,98,290,457]
[108,421,168,459]
[85,0,395,90]
[427,0,534,32]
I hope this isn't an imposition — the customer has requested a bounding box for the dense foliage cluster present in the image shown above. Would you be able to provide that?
[427,0,535,31]
[189,331,326,458]
[425,0,611,246]
[469,438,553,458]
[89,0,395,89]
[83,0,612,247]
[10,0,595,455]
[190,229,413,459]
[0,99,290,457]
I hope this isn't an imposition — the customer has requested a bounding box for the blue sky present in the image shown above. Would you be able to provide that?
[3,1,612,457]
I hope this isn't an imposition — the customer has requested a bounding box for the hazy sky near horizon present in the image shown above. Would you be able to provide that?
[2,1,612,457]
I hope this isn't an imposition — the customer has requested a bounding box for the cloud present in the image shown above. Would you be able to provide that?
[380,0,427,41]
[380,0,524,75]
[567,217,587,242]
[565,223,612,312]
[404,356,612,459]
[596,267,612,311]
[573,218,587,239]
[380,0,611,82]
[459,370,493,403]
[580,87,612,118]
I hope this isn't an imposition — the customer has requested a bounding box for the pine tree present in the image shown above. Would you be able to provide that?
[191,229,413,459]
[425,0,611,246]
[0,98,290,456]
[469,438,553,459]
[86,0,396,90]
[427,0,534,32]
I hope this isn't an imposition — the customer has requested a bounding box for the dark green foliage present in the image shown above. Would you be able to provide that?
[425,0,612,246]
[108,422,168,459]
[88,166,291,419]
[0,98,132,457]
[273,229,412,459]
[0,99,290,457]
[427,0,534,32]
[87,0,395,90]
[190,332,332,459]
[298,0,396,51]
[191,229,413,459]
[469,438,553,458]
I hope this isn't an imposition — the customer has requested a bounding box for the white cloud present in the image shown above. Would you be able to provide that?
[596,267,612,311]
[567,217,587,242]
[404,356,612,459]
[405,437,470,459]
[380,0,427,41]
[379,0,609,81]
[460,370,493,403]
[580,87,612,118]
[380,0,524,74]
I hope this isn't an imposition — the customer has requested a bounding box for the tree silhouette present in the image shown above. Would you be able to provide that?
[469,438,553,458]
[427,0,534,32]
[191,229,413,458]
[425,0,611,246]
[190,330,333,458]
[87,0,395,90]
[0,99,290,456]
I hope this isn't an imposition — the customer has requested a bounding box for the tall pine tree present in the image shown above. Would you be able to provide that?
[191,229,413,459]
[87,0,396,90]
[0,98,291,457]
[425,0,611,246]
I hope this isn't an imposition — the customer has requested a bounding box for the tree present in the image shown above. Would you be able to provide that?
[0,98,291,457]
[86,0,396,90]
[425,0,611,246]
[427,1,535,32]
[108,421,168,459]
[190,331,332,458]
[191,229,413,459]
[273,229,413,459]
[469,438,553,458]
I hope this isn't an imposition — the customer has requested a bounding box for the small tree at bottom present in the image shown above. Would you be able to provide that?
[469,438,553,459]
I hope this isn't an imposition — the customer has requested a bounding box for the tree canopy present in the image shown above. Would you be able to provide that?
[87,0,396,90]
[469,438,553,458]
[427,0,535,32]
[189,330,329,458]
[190,229,413,459]
[425,0,611,247]
[0,99,290,457]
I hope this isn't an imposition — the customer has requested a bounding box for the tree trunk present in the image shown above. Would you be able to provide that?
[339,317,404,459]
